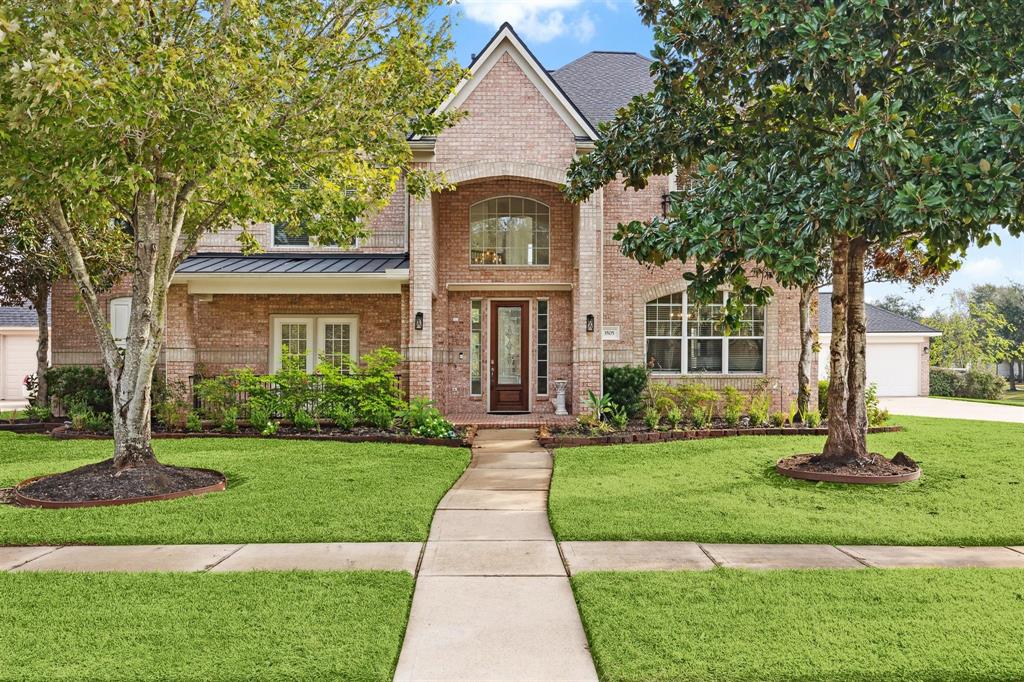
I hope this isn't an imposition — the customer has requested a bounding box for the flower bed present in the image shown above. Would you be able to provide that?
[539,424,903,448]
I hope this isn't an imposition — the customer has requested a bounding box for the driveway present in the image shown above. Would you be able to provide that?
[880,397,1024,424]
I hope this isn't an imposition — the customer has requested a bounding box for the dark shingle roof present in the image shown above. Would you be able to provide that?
[0,304,39,328]
[176,252,409,275]
[550,51,654,125]
[819,293,939,334]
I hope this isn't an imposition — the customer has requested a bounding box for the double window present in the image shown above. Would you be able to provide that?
[470,197,549,266]
[645,291,765,374]
[271,316,358,373]
[272,222,356,248]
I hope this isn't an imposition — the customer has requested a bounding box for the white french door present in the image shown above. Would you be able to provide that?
[271,316,358,373]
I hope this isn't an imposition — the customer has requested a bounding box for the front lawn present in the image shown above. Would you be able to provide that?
[934,391,1024,407]
[572,569,1024,682]
[550,416,1024,545]
[0,571,413,681]
[0,434,468,545]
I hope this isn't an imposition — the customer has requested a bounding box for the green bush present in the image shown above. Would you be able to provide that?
[398,397,456,438]
[291,409,317,432]
[748,392,771,427]
[665,406,683,429]
[818,379,830,418]
[359,398,396,430]
[769,411,787,427]
[23,405,51,422]
[721,386,745,427]
[643,408,660,430]
[46,366,112,414]
[186,411,203,433]
[803,409,822,428]
[195,373,242,422]
[84,410,112,433]
[691,405,711,429]
[866,384,889,426]
[608,403,629,431]
[331,404,356,431]
[961,370,1007,400]
[929,369,961,397]
[220,407,239,433]
[602,366,648,417]
[248,404,272,434]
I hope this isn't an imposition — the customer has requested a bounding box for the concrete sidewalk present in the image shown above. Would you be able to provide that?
[394,428,598,682]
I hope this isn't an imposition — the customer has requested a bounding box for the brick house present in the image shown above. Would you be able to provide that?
[51,24,807,417]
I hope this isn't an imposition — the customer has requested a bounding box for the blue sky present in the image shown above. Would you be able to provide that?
[438,1,1024,313]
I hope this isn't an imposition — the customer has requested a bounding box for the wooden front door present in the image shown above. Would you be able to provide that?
[489,301,530,412]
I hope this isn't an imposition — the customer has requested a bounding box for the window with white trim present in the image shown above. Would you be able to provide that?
[271,316,358,373]
[109,297,132,348]
[470,197,549,265]
[470,300,482,396]
[536,300,549,395]
[645,291,765,374]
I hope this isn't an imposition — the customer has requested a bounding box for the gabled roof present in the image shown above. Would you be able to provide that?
[0,304,40,328]
[424,23,598,140]
[549,51,655,125]
[819,293,940,335]
[176,252,409,275]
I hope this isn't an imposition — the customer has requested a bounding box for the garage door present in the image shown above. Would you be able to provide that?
[1,333,36,400]
[866,343,920,397]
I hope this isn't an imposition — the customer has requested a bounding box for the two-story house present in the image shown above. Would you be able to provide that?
[50,24,806,417]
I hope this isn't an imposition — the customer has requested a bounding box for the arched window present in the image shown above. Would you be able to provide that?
[470,197,549,266]
[645,291,765,374]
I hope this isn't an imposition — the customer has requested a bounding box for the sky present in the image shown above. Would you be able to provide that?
[438,1,1024,314]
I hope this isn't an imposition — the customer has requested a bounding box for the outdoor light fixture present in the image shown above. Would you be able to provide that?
[414,312,424,331]
[586,314,595,333]
[660,193,671,217]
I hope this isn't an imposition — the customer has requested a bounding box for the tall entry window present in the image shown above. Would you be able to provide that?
[470,300,483,396]
[470,197,549,266]
[645,291,765,374]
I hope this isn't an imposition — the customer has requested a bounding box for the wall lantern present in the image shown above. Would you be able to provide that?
[414,312,424,331]
[586,314,595,333]
[660,193,671,217]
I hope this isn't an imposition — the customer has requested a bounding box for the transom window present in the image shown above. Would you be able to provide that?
[470,196,549,266]
[645,291,765,374]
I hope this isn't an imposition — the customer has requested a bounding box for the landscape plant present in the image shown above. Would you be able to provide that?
[397,398,456,439]
[0,0,463,483]
[566,0,1024,471]
[602,365,648,417]
[721,386,745,427]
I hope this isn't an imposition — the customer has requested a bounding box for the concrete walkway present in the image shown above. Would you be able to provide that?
[881,396,1024,423]
[394,429,598,682]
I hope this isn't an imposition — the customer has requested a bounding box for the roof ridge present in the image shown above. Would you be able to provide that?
[552,50,653,73]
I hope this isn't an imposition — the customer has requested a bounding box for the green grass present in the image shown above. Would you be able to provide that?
[0,434,468,545]
[933,391,1024,407]
[572,569,1024,682]
[550,416,1024,545]
[0,571,413,681]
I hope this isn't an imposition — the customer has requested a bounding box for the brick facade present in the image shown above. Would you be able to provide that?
[49,29,810,415]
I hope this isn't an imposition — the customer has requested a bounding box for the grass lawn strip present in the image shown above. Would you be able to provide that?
[0,434,468,545]
[550,416,1024,545]
[572,568,1024,682]
[0,571,413,682]
[933,393,1024,407]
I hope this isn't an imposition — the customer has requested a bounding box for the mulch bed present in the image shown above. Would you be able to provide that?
[13,459,226,508]
[776,452,921,485]
[540,425,903,448]
[0,420,62,434]
[50,425,470,448]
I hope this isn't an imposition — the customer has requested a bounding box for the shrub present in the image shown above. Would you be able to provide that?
[275,353,320,420]
[929,368,961,397]
[23,405,51,422]
[721,386,744,427]
[643,381,676,417]
[643,408,660,430]
[818,379,830,418]
[153,383,190,430]
[398,397,456,438]
[961,370,1007,400]
[691,405,711,429]
[359,398,396,430]
[291,409,317,432]
[865,384,888,426]
[803,409,822,428]
[769,411,787,427]
[220,406,239,433]
[748,392,771,426]
[84,410,112,433]
[583,390,614,421]
[602,365,648,417]
[195,374,241,422]
[46,366,112,414]
[186,411,203,433]
[665,405,683,429]
[248,404,272,434]
[608,403,629,431]
[331,405,356,431]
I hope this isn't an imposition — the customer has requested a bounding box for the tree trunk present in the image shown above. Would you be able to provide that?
[30,289,49,408]
[112,374,158,469]
[1009,360,1017,391]
[820,234,870,463]
[797,283,816,419]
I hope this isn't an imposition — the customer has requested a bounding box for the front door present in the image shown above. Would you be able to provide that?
[489,301,529,412]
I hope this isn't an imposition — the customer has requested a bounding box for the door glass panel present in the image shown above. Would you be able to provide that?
[497,307,522,384]
[280,323,309,368]
[321,323,351,370]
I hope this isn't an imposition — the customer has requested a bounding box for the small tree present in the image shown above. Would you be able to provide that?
[567,0,1024,466]
[969,282,1024,390]
[926,293,1013,372]
[0,1,462,473]
[0,200,59,407]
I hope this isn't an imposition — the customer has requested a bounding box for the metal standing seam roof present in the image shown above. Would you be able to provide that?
[819,293,940,334]
[175,253,410,276]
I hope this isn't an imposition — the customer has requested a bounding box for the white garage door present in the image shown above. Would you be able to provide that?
[1,333,36,400]
[866,343,920,397]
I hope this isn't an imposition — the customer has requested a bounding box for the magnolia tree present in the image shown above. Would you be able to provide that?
[0,0,462,472]
[567,0,1024,466]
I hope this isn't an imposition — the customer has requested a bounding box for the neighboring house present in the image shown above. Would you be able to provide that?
[50,24,806,416]
[0,305,44,402]
[818,293,940,397]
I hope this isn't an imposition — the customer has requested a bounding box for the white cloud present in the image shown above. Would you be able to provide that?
[960,256,1004,278]
[458,0,596,43]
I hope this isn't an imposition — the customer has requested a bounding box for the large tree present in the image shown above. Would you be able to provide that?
[567,0,1024,467]
[0,0,462,473]
[970,282,1024,389]
[925,292,1011,371]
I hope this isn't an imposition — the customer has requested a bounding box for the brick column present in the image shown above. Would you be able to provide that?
[162,283,197,392]
[573,190,603,412]
[407,195,435,399]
